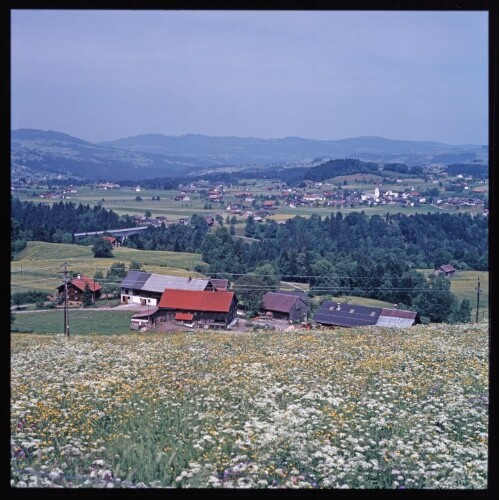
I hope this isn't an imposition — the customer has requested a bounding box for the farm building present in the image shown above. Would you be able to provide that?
[434,264,456,277]
[120,271,212,306]
[102,236,120,248]
[56,275,102,305]
[130,307,160,331]
[261,292,309,322]
[158,289,238,328]
[209,278,230,291]
[314,302,420,329]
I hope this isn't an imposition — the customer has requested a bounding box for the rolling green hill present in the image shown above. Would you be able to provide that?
[11,241,207,294]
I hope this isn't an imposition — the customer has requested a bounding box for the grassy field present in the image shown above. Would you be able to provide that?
[11,241,207,295]
[14,179,486,223]
[416,270,489,321]
[11,322,488,489]
[11,309,136,335]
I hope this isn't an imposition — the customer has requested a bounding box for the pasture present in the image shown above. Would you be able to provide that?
[12,309,136,335]
[11,322,488,489]
[416,270,489,321]
[13,178,485,223]
[11,241,207,295]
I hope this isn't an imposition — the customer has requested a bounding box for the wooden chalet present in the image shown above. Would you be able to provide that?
[158,289,238,328]
[56,275,102,305]
[262,292,309,322]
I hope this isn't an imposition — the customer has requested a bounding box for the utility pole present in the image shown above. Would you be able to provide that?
[475,277,481,323]
[62,261,70,337]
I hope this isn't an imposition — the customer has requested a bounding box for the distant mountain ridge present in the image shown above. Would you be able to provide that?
[101,132,481,157]
[11,128,487,182]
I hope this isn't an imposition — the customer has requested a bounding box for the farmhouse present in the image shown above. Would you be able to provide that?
[158,289,238,328]
[314,302,420,329]
[102,236,120,248]
[56,275,102,305]
[120,271,211,306]
[261,292,309,322]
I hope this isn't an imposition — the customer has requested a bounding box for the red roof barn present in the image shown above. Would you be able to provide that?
[158,289,238,328]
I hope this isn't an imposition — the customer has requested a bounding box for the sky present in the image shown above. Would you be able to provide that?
[11,10,488,145]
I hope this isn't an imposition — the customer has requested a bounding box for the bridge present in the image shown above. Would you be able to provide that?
[73,226,150,242]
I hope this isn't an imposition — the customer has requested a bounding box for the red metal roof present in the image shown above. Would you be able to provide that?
[159,289,235,313]
[175,312,194,321]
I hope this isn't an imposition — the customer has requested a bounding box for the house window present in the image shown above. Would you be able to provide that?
[370,312,376,317]
[349,309,355,313]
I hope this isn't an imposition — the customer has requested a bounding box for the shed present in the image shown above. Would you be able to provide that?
[262,292,309,322]
[435,264,456,277]
[130,307,160,330]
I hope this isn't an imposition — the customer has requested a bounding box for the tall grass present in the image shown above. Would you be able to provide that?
[11,323,488,489]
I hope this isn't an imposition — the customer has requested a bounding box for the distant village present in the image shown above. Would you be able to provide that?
[11,162,488,220]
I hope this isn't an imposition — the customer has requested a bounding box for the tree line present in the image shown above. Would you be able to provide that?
[120,210,486,323]
[11,193,487,323]
[11,196,136,256]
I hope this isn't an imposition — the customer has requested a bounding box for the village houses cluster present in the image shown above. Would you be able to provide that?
[57,269,424,333]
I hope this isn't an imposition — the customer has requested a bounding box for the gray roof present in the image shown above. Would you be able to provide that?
[314,302,381,327]
[375,316,416,328]
[120,271,151,290]
[315,301,418,328]
[142,274,209,293]
[132,307,159,319]
[209,279,229,291]
[376,308,419,328]
[262,292,307,314]
[120,271,210,294]
[273,290,311,304]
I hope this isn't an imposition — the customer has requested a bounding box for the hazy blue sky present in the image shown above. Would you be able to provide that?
[11,10,488,144]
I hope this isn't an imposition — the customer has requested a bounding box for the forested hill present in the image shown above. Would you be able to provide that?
[11,196,488,323]
[303,159,378,180]
[12,129,487,182]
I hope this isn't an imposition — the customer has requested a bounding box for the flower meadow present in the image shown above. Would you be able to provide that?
[11,323,488,489]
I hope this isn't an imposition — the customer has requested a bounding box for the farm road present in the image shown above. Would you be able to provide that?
[12,304,149,314]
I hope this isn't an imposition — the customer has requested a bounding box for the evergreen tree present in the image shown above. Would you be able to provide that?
[448,299,472,324]
[234,274,267,316]
[82,283,94,307]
